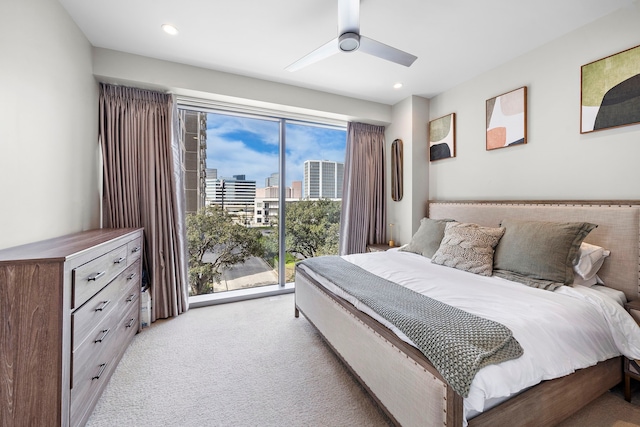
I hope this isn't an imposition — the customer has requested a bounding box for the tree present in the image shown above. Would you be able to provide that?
[261,230,279,268]
[187,205,264,295]
[285,199,341,259]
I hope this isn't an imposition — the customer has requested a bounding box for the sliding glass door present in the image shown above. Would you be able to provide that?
[179,105,346,299]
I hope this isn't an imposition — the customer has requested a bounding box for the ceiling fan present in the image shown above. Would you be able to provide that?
[285,0,417,72]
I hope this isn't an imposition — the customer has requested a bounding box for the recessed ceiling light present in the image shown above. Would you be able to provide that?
[393,83,403,89]
[161,24,179,35]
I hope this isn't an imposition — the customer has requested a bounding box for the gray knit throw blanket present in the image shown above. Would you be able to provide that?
[300,256,523,397]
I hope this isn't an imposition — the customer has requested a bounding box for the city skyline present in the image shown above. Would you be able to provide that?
[205,112,346,188]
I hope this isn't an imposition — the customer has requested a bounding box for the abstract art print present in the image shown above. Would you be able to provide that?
[581,44,640,133]
[486,86,527,150]
[429,113,456,161]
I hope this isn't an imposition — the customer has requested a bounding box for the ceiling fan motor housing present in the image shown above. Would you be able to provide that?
[339,32,360,52]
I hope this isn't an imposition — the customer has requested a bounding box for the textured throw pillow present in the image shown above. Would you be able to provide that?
[493,219,597,285]
[400,218,455,258]
[431,222,505,276]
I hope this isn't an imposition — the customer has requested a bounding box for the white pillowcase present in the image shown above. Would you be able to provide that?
[573,242,610,281]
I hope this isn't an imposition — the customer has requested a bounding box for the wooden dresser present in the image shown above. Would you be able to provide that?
[0,228,143,427]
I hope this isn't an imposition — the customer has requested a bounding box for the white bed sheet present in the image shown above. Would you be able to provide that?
[298,249,640,422]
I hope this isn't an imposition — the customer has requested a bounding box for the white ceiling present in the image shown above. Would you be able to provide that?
[59,0,634,105]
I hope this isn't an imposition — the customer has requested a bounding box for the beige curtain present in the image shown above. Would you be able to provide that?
[339,122,386,255]
[99,83,188,321]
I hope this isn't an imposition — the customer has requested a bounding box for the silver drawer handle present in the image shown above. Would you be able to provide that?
[126,294,136,302]
[92,363,107,380]
[114,257,126,264]
[87,271,106,281]
[127,272,137,281]
[126,318,136,328]
[131,246,141,253]
[95,328,111,343]
[95,300,111,312]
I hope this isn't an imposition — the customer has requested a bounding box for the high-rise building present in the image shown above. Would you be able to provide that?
[210,175,256,225]
[205,168,218,204]
[180,110,207,214]
[265,172,279,187]
[303,160,344,199]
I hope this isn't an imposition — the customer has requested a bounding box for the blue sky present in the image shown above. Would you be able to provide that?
[205,113,346,188]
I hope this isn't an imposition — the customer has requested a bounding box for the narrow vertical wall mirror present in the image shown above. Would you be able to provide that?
[391,139,403,201]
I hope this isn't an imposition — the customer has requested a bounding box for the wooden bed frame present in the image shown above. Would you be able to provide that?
[294,201,640,427]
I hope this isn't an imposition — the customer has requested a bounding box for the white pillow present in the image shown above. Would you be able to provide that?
[573,274,598,287]
[591,284,627,306]
[573,242,610,280]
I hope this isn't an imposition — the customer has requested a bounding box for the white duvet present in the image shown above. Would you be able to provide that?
[298,249,640,422]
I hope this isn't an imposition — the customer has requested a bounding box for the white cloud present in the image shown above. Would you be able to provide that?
[204,113,346,188]
[207,135,278,185]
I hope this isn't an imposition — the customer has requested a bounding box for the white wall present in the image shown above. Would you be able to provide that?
[0,0,100,249]
[428,6,640,200]
[385,96,430,246]
[92,48,392,126]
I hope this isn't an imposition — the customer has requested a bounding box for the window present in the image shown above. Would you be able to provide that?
[180,105,346,300]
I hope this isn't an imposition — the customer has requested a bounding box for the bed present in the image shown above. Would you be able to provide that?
[294,201,640,427]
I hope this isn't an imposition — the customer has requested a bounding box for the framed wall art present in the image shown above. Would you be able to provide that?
[429,113,456,161]
[581,44,640,133]
[486,86,527,150]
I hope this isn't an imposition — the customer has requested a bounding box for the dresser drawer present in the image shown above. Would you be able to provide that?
[121,259,141,297]
[69,348,118,427]
[117,267,141,320]
[71,307,120,390]
[115,302,140,352]
[72,244,129,309]
[72,275,121,351]
[72,261,140,349]
[69,298,139,427]
[127,236,143,267]
[70,315,120,427]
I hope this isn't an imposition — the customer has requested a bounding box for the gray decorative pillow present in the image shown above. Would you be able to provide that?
[400,218,455,258]
[431,222,505,276]
[493,219,597,285]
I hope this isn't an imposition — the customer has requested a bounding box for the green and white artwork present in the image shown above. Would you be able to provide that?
[581,44,640,133]
[429,113,456,161]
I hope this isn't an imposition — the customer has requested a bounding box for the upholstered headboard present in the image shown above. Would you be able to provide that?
[428,201,640,302]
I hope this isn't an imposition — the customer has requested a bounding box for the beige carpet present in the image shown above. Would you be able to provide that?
[87,293,640,426]
[559,386,640,427]
[86,293,391,427]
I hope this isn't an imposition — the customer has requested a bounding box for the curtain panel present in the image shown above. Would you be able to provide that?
[339,122,386,255]
[99,83,189,321]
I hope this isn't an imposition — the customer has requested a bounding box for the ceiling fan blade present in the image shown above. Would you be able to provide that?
[338,0,360,34]
[285,38,340,72]
[359,35,417,67]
